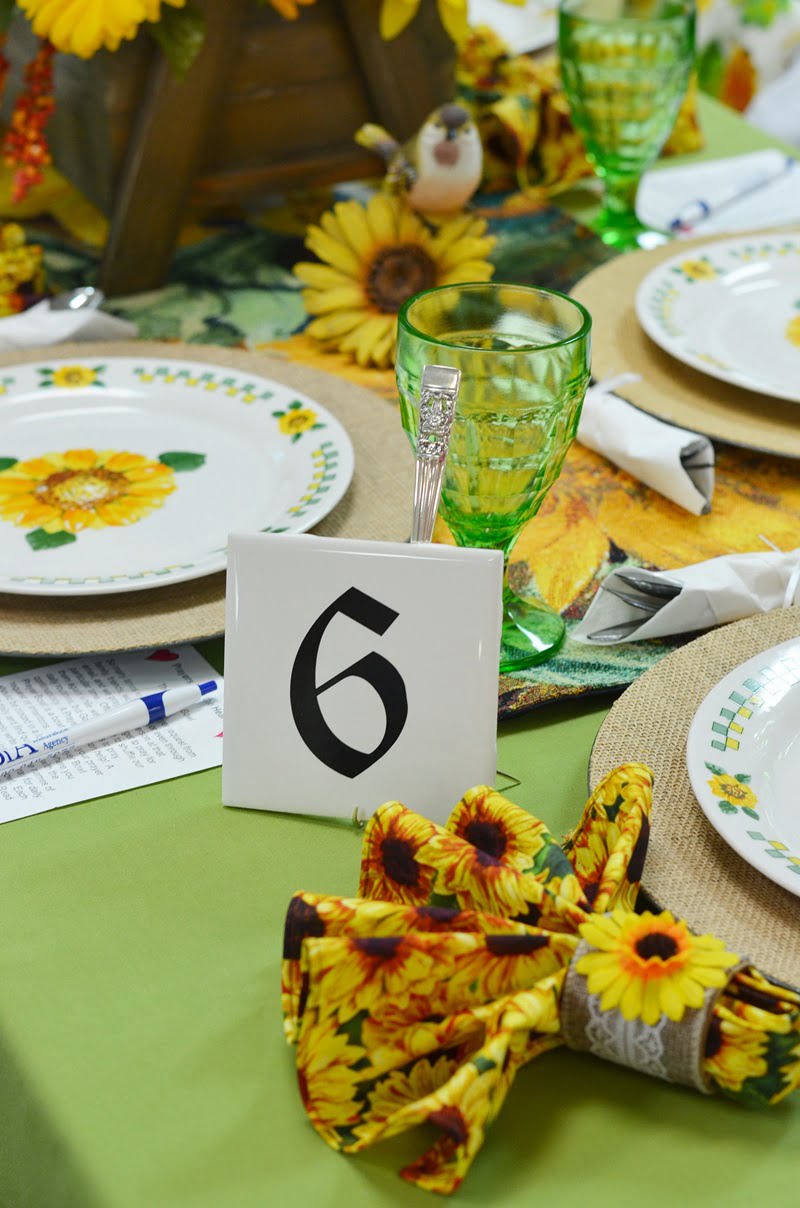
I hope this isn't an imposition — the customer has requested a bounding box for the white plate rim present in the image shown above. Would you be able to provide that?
[0,355,355,597]
[635,232,800,404]
[686,636,800,898]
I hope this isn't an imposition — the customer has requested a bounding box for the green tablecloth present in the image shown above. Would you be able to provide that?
[2,99,799,1207]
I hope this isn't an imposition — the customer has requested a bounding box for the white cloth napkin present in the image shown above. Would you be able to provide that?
[577,375,715,515]
[637,150,800,237]
[572,549,800,645]
[0,299,136,351]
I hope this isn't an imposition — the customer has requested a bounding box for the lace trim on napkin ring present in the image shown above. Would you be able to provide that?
[561,929,746,1093]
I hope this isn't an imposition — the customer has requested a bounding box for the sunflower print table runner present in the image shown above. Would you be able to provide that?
[282,766,800,1194]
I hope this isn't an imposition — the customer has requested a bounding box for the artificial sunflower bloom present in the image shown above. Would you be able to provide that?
[294,196,495,369]
[577,910,739,1027]
[18,0,187,58]
[0,448,175,534]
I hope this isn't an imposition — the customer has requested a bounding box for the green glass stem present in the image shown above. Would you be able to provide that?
[594,168,651,250]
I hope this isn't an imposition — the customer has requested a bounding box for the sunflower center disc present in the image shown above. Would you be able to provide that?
[367,245,437,313]
[634,933,680,962]
[38,468,127,510]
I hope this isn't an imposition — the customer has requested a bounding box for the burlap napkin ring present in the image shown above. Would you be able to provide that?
[562,933,747,1093]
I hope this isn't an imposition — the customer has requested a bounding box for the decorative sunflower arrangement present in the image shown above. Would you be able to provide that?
[294,194,496,369]
[0,221,45,313]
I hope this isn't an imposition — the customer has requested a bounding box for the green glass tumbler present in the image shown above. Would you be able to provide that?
[559,0,696,250]
[396,283,591,673]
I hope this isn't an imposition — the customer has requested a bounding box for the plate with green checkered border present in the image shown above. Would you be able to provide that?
[0,357,354,596]
[686,637,800,898]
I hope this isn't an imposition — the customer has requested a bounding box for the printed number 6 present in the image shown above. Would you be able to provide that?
[290,587,408,779]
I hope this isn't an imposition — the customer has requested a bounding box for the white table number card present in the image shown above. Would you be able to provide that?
[222,533,503,824]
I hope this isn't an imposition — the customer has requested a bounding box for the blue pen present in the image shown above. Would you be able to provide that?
[669,156,794,232]
[0,679,218,776]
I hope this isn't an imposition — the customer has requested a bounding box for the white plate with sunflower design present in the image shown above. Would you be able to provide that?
[635,233,800,403]
[686,637,800,898]
[0,357,354,596]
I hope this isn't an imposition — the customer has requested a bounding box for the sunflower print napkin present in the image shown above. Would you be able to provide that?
[282,765,800,1194]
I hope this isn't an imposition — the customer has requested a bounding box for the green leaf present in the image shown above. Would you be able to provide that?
[472,1055,497,1074]
[734,773,752,784]
[705,762,726,776]
[735,1029,799,1105]
[158,451,206,472]
[0,0,15,33]
[743,807,760,820]
[272,411,285,419]
[291,433,302,444]
[337,1009,369,1048]
[427,891,459,910]
[718,802,738,815]
[0,457,17,471]
[149,3,206,80]
[288,401,303,410]
[26,529,77,552]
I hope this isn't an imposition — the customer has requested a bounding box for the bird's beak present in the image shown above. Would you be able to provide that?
[445,128,457,141]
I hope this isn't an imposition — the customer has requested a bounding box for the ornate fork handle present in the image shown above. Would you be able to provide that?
[410,364,461,544]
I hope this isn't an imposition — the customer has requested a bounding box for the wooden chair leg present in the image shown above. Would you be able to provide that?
[98,0,250,297]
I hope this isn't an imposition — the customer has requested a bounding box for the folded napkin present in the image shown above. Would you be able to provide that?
[0,298,136,350]
[637,150,800,237]
[282,766,800,1194]
[577,375,715,515]
[573,548,800,645]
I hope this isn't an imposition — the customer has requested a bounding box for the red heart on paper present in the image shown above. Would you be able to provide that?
[147,649,180,662]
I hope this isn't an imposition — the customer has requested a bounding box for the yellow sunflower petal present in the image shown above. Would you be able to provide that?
[340,314,395,367]
[306,309,368,340]
[380,0,420,39]
[293,262,354,290]
[436,0,469,42]
[365,194,402,246]
[303,285,367,315]
[305,227,362,277]
[62,449,99,471]
[429,212,479,254]
[333,200,376,258]
[438,237,498,269]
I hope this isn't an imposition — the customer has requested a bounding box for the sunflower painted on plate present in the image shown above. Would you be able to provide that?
[785,315,800,348]
[0,448,176,535]
[446,787,548,875]
[294,195,495,368]
[677,258,718,281]
[577,910,739,1026]
[359,801,439,906]
[704,1009,768,1094]
[707,771,758,812]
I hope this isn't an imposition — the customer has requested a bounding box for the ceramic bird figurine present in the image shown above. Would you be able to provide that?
[355,103,483,214]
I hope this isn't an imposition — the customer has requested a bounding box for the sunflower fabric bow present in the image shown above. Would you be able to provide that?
[282,765,800,1194]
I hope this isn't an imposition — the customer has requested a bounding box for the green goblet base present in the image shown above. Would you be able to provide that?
[500,590,566,673]
[592,207,670,253]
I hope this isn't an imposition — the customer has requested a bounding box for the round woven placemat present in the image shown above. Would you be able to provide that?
[0,341,413,657]
[590,608,800,985]
[572,229,800,458]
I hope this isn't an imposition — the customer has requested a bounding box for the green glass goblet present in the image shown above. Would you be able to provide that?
[559,0,696,251]
[396,282,591,673]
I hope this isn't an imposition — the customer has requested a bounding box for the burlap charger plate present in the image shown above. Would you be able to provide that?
[0,342,413,657]
[590,608,800,986]
[572,230,800,458]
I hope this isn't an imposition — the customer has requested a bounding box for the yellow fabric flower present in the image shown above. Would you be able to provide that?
[705,1007,768,1093]
[295,1020,364,1143]
[19,0,187,58]
[359,1054,460,1133]
[446,787,548,874]
[277,407,317,436]
[785,315,800,347]
[679,258,717,281]
[577,910,738,1026]
[294,196,495,368]
[0,448,175,534]
[359,800,438,906]
[51,365,98,388]
[708,773,759,811]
